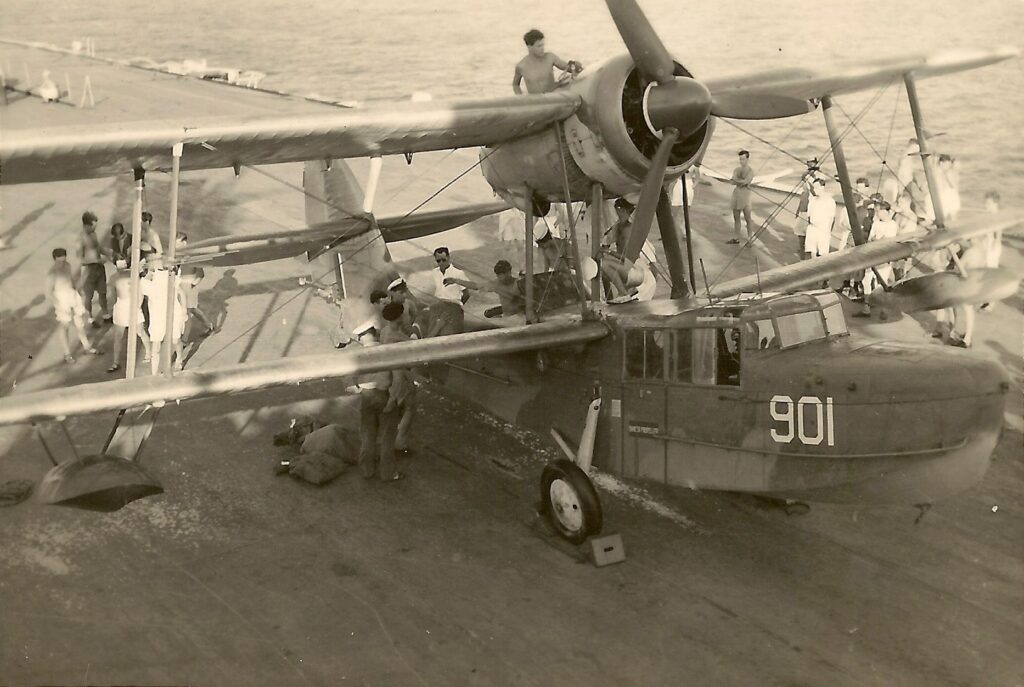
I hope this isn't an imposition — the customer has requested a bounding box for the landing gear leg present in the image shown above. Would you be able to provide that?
[540,394,603,544]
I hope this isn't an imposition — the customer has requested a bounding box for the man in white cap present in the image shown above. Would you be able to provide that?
[387,277,420,334]
[353,321,403,482]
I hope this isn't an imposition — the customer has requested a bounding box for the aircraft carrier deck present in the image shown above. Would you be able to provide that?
[1,156,1022,686]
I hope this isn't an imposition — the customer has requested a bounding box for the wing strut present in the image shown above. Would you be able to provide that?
[590,183,605,302]
[554,126,591,316]
[160,142,184,376]
[822,96,867,247]
[524,187,537,323]
[904,75,947,228]
[126,169,146,378]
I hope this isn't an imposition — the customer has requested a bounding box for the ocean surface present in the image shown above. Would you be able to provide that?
[3,0,1023,205]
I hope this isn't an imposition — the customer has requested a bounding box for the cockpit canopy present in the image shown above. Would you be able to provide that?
[741,291,848,350]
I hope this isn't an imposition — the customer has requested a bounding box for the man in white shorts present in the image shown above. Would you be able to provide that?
[107,265,152,373]
[141,256,187,374]
[47,248,99,363]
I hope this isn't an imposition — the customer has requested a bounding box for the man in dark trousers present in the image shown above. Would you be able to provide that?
[354,321,404,482]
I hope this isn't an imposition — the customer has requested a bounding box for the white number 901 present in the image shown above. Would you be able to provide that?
[770,395,835,446]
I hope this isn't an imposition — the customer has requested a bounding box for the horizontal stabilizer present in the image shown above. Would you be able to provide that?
[0,320,609,425]
[179,201,509,267]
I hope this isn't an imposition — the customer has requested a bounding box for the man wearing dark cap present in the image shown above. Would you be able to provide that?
[728,150,754,244]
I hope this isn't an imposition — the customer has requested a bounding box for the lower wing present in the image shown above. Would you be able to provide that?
[0,319,608,425]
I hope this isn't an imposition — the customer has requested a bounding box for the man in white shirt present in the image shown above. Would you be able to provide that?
[432,246,469,304]
[861,201,899,295]
[804,178,836,259]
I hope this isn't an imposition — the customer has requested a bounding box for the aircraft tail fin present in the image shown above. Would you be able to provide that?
[303,160,397,342]
[303,159,365,225]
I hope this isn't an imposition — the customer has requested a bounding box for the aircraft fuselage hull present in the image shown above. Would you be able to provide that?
[441,306,1009,506]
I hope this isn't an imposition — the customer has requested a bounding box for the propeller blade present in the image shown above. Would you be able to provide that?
[623,127,679,263]
[654,187,691,299]
[710,92,816,120]
[605,0,676,85]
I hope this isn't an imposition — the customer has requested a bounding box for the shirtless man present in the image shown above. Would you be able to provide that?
[445,260,525,319]
[47,248,99,363]
[513,29,582,95]
[77,211,111,326]
[728,150,754,244]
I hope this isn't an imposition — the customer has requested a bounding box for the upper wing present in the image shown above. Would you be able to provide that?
[0,319,608,425]
[0,40,579,184]
[710,210,1023,298]
[706,46,1018,115]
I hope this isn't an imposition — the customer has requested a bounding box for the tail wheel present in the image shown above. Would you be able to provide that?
[540,459,602,544]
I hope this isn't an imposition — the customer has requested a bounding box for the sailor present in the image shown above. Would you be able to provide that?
[530,202,562,272]
[948,238,988,348]
[446,259,526,318]
[77,211,111,327]
[860,201,898,295]
[496,207,526,273]
[47,248,99,363]
[175,234,215,336]
[107,264,152,373]
[109,222,131,268]
[386,277,420,335]
[369,289,391,330]
[669,166,699,209]
[896,138,920,192]
[353,321,403,482]
[380,303,418,455]
[140,255,187,374]
[138,211,164,256]
[728,150,754,244]
[804,178,836,260]
[38,70,59,102]
[936,154,961,223]
[513,29,583,95]
[431,247,467,337]
[600,203,657,305]
[980,191,1002,311]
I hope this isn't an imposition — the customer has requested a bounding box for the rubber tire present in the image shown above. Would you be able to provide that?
[540,459,603,545]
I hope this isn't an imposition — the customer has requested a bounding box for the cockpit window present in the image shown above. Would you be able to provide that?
[776,310,827,348]
[691,329,716,385]
[717,328,741,386]
[624,329,665,380]
[747,319,778,350]
[822,302,848,337]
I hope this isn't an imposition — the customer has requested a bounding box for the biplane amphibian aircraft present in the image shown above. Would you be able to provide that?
[0,0,1018,544]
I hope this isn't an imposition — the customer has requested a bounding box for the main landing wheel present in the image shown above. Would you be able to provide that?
[540,459,602,545]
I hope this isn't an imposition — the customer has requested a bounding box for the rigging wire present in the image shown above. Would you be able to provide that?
[190,146,512,366]
[704,83,893,291]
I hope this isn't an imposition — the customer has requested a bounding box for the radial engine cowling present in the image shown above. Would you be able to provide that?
[481,54,714,204]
